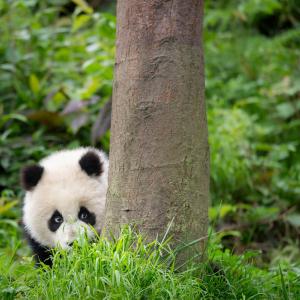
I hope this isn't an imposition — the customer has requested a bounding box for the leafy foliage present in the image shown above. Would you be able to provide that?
[0,0,114,194]
[205,0,300,259]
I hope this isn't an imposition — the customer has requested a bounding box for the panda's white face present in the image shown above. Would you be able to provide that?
[22,148,108,249]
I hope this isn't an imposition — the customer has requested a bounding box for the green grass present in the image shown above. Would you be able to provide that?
[1,227,299,300]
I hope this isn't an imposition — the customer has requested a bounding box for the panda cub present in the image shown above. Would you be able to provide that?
[21,147,108,266]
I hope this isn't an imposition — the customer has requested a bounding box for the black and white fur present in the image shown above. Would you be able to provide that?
[21,147,108,266]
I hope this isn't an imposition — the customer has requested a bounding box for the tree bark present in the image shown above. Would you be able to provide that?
[104,0,209,260]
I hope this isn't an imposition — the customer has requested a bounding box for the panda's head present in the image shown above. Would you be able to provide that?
[21,148,108,250]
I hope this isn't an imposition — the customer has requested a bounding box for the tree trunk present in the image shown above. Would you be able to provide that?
[104,0,209,260]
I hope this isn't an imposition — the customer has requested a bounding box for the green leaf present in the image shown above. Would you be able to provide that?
[114,270,120,287]
[72,14,91,32]
[220,204,237,218]
[209,204,237,221]
[0,113,28,128]
[72,0,93,14]
[80,78,102,99]
[29,74,40,95]
[217,230,241,240]
[0,200,18,214]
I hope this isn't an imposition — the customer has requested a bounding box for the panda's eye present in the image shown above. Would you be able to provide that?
[79,208,90,220]
[79,212,88,219]
[54,216,63,223]
[48,210,63,232]
[78,206,96,225]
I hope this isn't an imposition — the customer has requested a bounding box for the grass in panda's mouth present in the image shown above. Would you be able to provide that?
[0,227,300,299]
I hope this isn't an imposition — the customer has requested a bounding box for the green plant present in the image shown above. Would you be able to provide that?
[1,227,299,300]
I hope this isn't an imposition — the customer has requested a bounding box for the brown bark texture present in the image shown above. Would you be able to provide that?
[104,0,209,259]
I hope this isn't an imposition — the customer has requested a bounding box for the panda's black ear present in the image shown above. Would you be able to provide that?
[21,165,44,191]
[79,151,103,177]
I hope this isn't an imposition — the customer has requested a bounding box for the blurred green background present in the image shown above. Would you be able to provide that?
[0,0,300,274]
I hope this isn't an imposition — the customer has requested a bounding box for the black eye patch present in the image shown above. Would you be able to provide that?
[78,206,96,226]
[48,210,63,232]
